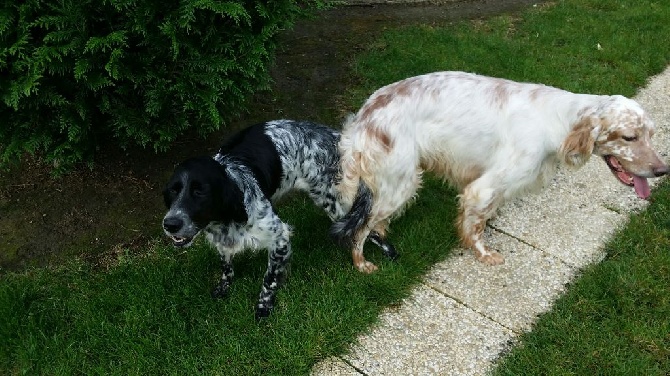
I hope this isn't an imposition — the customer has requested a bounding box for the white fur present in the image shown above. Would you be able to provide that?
[337,71,668,269]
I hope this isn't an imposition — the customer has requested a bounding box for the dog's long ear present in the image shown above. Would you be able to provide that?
[559,116,599,168]
[214,163,249,224]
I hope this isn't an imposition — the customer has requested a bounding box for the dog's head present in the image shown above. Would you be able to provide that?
[162,156,247,247]
[560,95,669,199]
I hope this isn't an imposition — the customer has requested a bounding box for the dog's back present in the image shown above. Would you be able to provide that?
[263,120,341,200]
[216,120,341,201]
[343,72,581,191]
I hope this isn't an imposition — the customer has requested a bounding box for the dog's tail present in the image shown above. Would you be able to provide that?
[330,179,373,248]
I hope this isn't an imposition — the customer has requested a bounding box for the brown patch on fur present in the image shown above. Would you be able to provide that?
[351,237,377,273]
[456,212,486,249]
[471,218,486,239]
[606,129,622,142]
[599,115,613,130]
[456,212,473,248]
[359,78,416,120]
[365,125,394,152]
[456,186,501,258]
[594,116,615,143]
[491,79,511,108]
[360,93,393,120]
[393,79,413,96]
[560,116,596,167]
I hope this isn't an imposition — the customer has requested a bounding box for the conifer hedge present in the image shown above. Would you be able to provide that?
[0,0,325,171]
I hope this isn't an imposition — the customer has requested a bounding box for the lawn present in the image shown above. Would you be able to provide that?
[2,0,670,374]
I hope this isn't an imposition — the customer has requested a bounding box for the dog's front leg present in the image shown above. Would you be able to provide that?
[212,251,234,298]
[255,222,292,320]
[458,180,504,265]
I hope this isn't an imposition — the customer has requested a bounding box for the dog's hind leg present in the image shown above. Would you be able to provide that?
[353,166,420,272]
[368,219,397,260]
[351,227,377,273]
[457,176,504,265]
[255,220,293,320]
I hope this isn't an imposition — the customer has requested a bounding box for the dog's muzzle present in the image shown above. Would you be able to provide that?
[162,216,194,247]
[603,155,669,200]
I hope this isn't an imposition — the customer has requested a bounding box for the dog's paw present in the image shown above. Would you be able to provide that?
[355,260,379,274]
[211,282,231,299]
[255,304,273,321]
[381,242,398,261]
[476,251,505,266]
[369,232,398,261]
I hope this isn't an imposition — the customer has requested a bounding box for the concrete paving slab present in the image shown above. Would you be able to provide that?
[635,67,670,135]
[567,160,650,214]
[340,284,515,376]
[310,357,362,376]
[489,173,627,268]
[424,232,574,332]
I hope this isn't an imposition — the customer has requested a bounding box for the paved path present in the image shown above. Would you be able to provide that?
[311,66,670,375]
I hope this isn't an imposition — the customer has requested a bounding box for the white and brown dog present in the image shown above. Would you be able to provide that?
[331,71,669,272]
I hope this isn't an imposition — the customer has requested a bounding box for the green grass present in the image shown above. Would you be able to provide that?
[0,180,460,375]
[350,0,670,102]
[2,0,670,374]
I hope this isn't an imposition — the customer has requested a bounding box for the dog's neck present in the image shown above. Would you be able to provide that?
[564,93,611,127]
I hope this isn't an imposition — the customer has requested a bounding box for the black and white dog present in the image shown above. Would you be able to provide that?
[162,120,396,319]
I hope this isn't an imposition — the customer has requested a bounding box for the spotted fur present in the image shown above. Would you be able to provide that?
[162,120,394,319]
[333,71,669,271]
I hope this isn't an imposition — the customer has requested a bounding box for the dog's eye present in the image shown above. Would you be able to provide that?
[167,183,182,196]
[191,183,208,197]
[622,135,638,142]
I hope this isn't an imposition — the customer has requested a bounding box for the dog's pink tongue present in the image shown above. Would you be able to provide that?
[633,175,650,199]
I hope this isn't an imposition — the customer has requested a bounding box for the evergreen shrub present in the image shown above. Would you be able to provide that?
[0,0,325,171]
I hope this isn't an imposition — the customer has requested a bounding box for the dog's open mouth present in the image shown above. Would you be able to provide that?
[169,235,192,247]
[603,155,650,199]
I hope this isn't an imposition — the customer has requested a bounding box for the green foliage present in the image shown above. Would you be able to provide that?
[0,0,325,172]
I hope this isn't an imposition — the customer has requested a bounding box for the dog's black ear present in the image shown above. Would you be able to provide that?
[213,163,249,224]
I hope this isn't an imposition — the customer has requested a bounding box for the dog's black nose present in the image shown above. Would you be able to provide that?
[163,217,184,233]
[653,164,670,177]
